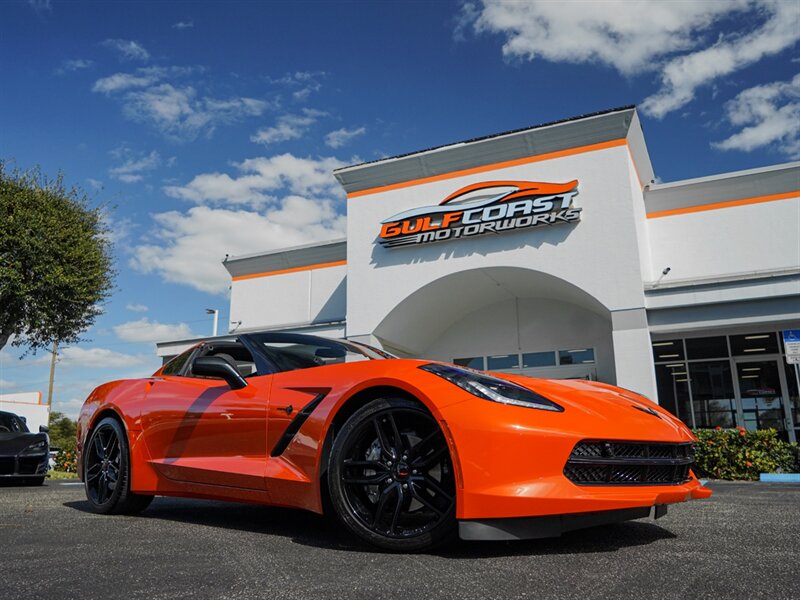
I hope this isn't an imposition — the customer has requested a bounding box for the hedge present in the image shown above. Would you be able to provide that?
[53,438,79,473]
[692,427,799,481]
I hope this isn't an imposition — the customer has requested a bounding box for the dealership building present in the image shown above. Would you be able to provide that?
[158,107,800,442]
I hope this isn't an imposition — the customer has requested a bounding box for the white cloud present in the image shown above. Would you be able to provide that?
[125,303,149,313]
[130,202,346,294]
[164,153,346,207]
[93,71,160,94]
[173,19,194,29]
[113,318,195,343]
[28,0,51,14]
[325,126,366,148]
[251,109,326,145]
[102,38,151,61]
[267,71,325,102]
[132,153,347,292]
[464,0,743,74]
[642,2,800,118]
[95,72,269,141]
[0,379,17,389]
[57,347,150,369]
[86,178,103,190]
[56,58,93,75]
[712,73,800,159]
[463,1,800,118]
[109,149,161,183]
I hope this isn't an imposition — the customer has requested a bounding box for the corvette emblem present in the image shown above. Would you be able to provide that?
[378,180,581,248]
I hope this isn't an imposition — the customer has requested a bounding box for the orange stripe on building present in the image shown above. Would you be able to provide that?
[231,259,347,281]
[347,138,628,199]
[647,190,799,219]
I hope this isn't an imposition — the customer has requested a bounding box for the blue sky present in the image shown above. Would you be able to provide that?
[1,0,798,417]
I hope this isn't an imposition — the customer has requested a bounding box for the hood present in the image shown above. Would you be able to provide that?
[0,432,48,455]
[499,373,693,442]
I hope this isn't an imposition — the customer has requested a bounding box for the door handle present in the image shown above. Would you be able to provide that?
[221,412,234,420]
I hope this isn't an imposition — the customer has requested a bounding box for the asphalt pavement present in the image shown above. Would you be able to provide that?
[1,479,798,599]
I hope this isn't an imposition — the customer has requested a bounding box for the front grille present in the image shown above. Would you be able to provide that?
[0,457,14,475]
[18,457,44,475]
[564,441,694,486]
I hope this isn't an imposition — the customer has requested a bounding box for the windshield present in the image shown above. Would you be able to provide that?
[0,412,28,433]
[249,333,394,373]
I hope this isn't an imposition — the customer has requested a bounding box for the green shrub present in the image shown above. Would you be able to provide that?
[692,427,798,480]
[53,437,78,473]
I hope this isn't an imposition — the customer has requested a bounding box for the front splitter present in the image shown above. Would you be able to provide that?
[458,505,667,541]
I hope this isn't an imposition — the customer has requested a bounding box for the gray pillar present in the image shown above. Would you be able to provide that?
[611,308,658,401]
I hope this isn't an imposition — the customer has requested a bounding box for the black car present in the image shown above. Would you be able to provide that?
[0,410,49,485]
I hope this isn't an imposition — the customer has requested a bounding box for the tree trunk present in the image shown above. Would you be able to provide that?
[0,329,11,352]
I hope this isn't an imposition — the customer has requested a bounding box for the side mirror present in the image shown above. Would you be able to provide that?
[39,425,49,434]
[193,356,248,390]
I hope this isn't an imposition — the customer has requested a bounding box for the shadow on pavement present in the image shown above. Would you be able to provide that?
[63,496,676,557]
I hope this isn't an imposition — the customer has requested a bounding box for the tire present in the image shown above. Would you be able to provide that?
[328,397,457,552]
[83,417,153,515]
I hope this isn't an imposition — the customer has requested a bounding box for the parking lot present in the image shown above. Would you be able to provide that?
[1,480,798,599]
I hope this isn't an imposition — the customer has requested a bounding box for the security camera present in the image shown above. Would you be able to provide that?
[662,267,671,276]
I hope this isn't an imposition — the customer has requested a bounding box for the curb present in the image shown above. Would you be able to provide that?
[759,473,800,483]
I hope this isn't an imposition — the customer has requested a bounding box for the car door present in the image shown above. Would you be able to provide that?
[140,343,271,490]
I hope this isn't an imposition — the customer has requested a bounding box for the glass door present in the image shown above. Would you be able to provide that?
[784,363,800,444]
[735,360,794,442]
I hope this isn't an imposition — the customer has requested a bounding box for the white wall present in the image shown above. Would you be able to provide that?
[647,196,800,282]
[0,392,49,433]
[229,264,346,332]
[424,297,616,383]
[346,144,649,340]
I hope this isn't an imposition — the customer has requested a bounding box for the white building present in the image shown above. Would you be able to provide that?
[158,107,800,442]
[0,392,49,433]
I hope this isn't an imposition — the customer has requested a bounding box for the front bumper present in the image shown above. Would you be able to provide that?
[0,454,49,478]
[436,393,712,521]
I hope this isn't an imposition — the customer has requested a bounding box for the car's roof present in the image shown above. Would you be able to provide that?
[0,410,21,418]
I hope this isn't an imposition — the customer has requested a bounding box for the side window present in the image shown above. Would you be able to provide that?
[162,347,195,376]
[190,342,258,379]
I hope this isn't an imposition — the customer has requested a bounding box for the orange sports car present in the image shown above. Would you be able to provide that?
[77,333,711,551]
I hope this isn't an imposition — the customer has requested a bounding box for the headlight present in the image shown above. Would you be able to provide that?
[419,363,564,412]
[21,440,48,455]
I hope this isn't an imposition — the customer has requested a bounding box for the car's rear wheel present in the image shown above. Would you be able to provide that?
[84,417,153,515]
[328,397,457,552]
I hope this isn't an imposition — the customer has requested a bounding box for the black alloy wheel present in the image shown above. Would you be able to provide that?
[328,397,457,551]
[83,417,153,515]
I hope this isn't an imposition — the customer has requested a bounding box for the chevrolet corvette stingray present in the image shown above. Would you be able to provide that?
[77,333,710,551]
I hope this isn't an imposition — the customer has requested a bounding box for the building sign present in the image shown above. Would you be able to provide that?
[378,180,581,248]
[784,330,800,365]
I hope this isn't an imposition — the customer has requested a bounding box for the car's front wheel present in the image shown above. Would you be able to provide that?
[84,417,153,515]
[328,397,457,552]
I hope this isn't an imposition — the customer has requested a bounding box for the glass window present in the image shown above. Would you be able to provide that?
[559,348,595,365]
[688,360,737,428]
[454,356,484,369]
[250,333,385,373]
[487,354,520,370]
[654,363,692,426]
[162,347,195,376]
[522,351,556,368]
[652,339,685,362]
[730,332,779,356]
[686,336,728,360]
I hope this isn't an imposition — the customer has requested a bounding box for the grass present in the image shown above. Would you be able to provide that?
[47,470,79,480]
